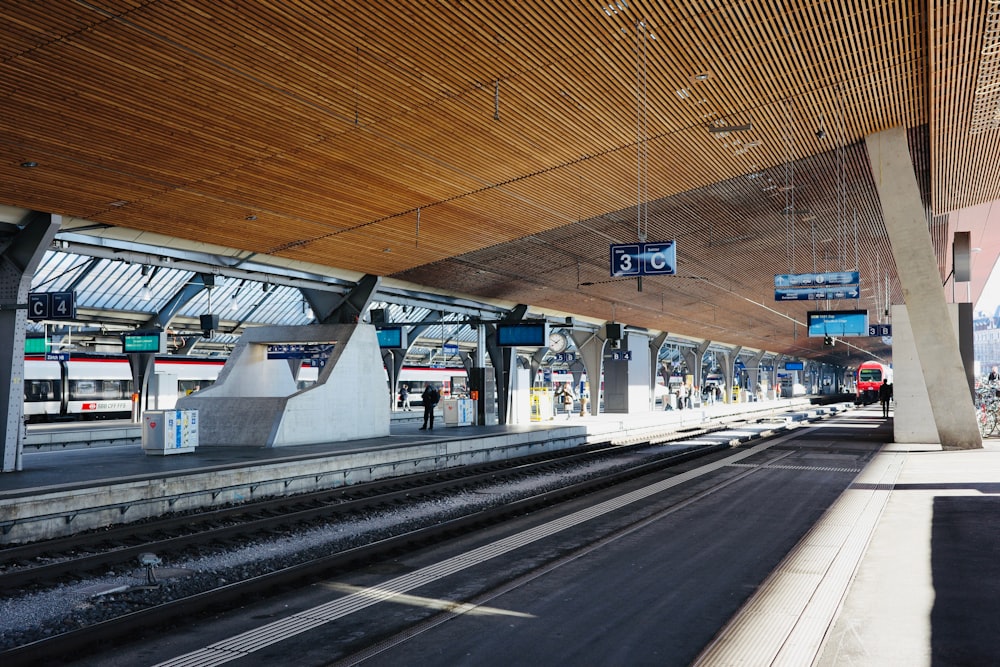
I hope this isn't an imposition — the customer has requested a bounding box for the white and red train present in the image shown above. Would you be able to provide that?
[854,360,892,404]
[22,354,465,423]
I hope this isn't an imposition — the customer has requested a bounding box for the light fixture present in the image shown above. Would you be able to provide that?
[20,161,37,168]
[139,265,156,301]
[708,121,752,134]
[229,294,239,312]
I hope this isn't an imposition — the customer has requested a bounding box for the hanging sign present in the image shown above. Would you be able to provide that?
[610,241,676,277]
[774,272,860,301]
[775,286,860,301]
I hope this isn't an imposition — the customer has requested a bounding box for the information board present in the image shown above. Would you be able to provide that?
[376,327,407,348]
[497,321,548,347]
[807,310,868,337]
[123,331,166,353]
[266,343,334,360]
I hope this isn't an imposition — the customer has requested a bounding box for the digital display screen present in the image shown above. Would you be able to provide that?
[807,310,868,337]
[377,327,406,348]
[497,321,548,347]
[123,332,165,353]
[784,361,804,371]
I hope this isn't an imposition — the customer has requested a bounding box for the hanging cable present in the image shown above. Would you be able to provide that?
[636,19,649,243]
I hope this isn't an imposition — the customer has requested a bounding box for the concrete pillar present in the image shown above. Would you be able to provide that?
[1,212,60,472]
[721,345,742,403]
[603,332,652,414]
[571,329,605,416]
[649,332,668,410]
[682,339,710,398]
[865,127,981,449]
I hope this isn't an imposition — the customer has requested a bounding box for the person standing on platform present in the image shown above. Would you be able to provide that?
[555,382,575,419]
[419,384,440,430]
[579,381,590,417]
[400,384,411,411]
[878,379,892,418]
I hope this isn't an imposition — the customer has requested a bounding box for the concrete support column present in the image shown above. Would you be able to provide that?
[721,346,742,403]
[571,329,606,416]
[648,332,668,410]
[747,350,765,399]
[681,339,710,397]
[865,127,980,449]
[1,213,61,472]
[603,332,651,413]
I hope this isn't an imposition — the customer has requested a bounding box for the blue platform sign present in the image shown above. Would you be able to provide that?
[868,323,892,337]
[27,291,76,321]
[610,243,642,276]
[774,271,860,288]
[266,343,334,360]
[775,286,860,301]
[610,241,676,277]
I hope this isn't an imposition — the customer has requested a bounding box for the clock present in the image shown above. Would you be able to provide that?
[548,331,568,353]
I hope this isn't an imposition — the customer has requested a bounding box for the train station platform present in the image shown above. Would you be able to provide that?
[7,402,1000,665]
[1,398,821,546]
[695,411,1000,666]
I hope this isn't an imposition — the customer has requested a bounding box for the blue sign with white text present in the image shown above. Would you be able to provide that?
[610,241,676,277]
[775,286,860,301]
[774,271,860,288]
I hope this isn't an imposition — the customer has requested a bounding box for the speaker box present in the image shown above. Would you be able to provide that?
[200,313,220,331]
[606,322,622,340]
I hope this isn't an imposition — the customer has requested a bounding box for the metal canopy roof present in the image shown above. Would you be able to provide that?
[4,1,1000,365]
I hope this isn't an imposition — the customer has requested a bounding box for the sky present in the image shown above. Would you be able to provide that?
[978,262,1000,318]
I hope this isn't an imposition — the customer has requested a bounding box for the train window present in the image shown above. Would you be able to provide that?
[858,368,883,382]
[24,380,56,402]
[69,380,99,400]
[101,380,130,400]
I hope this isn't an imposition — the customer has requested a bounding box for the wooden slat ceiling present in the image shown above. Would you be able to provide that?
[1,0,997,364]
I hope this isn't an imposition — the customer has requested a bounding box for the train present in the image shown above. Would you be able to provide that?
[855,360,892,404]
[22,354,467,423]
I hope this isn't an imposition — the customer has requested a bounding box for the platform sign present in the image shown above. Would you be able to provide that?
[443,343,459,355]
[45,352,69,361]
[610,243,642,276]
[641,242,676,275]
[27,291,77,321]
[775,286,860,301]
[610,241,676,277]
[608,350,632,361]
[774,271,860,288]
[785,361,804,371]
[868,323,892,337]
[266,343,334,360]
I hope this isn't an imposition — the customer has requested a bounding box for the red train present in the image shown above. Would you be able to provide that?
[855,360,892,404]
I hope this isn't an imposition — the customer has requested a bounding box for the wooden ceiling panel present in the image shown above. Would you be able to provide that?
[1,1,992,364]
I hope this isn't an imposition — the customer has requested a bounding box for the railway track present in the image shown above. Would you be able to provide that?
[1,422,772,664]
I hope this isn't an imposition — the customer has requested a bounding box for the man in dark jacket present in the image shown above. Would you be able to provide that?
[878,380,892,418]
[419,384,440,430]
